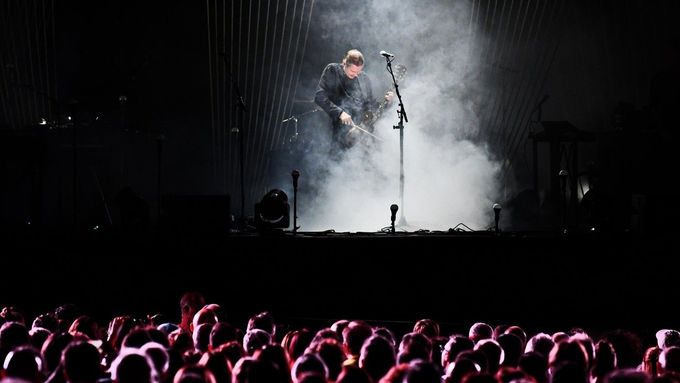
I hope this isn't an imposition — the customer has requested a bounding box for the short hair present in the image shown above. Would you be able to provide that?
[398,332,432,363]
[343,321,373,356]
[413,319,440,339]
[3,346,44,382]
[63,341,101,383]
[360,335,396,382]
[343,49,364,67]
[442,336,474,365]
[657,330,680,350]
[32,314,57,332]
[210,322,239,349]
[525,333,554,359]
[292,353,328,381]
[247,312,275,335]
[282,329,314,362]
[141,342,170,375]
[243,329,271,355]
[313,339,345,381]
[110,351,154,383]
[469,323,493,343]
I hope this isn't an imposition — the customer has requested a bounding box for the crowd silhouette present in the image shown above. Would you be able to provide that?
[0,292,678,383]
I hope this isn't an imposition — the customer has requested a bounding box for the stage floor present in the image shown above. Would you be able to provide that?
[2,226,671,341]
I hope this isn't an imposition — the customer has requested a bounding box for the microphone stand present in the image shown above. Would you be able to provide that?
[220,53,247,230]
[559,170,569,233]
[291,170,300,235]
[282,107,319,152]
[385,55,408,227]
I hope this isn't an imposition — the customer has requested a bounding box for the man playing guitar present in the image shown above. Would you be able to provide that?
[314,49,394,153]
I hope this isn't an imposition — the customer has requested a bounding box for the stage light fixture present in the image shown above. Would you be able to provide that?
[254,189,290,230]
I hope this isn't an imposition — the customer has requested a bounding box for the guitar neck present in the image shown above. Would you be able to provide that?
[375,93,390,117]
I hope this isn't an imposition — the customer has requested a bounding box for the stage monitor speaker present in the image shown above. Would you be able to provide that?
[161,194,230,233]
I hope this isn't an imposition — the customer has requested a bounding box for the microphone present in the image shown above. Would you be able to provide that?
[390,204,398,222]
[292,169,300,189]
[493,203,501,233]
[380,50,395,58]
[390,204,398,234]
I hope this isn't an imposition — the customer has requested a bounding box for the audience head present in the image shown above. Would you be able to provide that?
[526,333,555,360]
[469,323,493,344]
[474,339,505,373]
[180,292,206,332]
[331,320,350,338]
[403,359,442,383]
[309,338,345,381]
[247,312,275,336]
[243,329,271,356]
[63,341,102,383]
[55,304,80,332]
[413,319,440,340]
[360,334,396,382]
[209,322,239,350]
[441,336,474,369]
[32,313,58,332]
[282,329,314,364]
[3,345,45,383]
[110,349,156,383]
[343,321,373,358]
[173,365,217,383]
[658,330,680,350]
[398,332,432,364]
[291,353,328,382]
[660,346,680,374]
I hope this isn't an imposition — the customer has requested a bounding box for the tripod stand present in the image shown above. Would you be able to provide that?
[384,55,409,226]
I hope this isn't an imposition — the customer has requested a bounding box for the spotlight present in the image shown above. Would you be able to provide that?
[254,189,290,230]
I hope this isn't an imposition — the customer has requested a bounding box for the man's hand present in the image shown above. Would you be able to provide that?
[339,111,354,125]
[384,91,394,103]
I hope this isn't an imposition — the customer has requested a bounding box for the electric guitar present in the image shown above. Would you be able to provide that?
[343,64,407,146]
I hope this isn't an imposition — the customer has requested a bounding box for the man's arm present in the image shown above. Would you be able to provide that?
[314,64,344,122]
